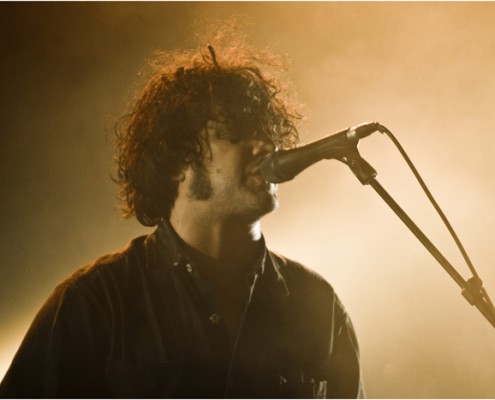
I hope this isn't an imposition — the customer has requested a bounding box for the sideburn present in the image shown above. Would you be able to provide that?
[188,161,212,200]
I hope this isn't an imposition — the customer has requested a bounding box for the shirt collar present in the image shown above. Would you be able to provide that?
[153,219,289,296]
[154,218,188,267]
[262,251,290,296]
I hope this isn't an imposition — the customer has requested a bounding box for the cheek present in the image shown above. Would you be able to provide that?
[212,164,242,179]
[211,155,247,175]
[207,143,252,178]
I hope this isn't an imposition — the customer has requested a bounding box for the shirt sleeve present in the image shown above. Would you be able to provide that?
[323,294,365,399]
[0,282,111,398]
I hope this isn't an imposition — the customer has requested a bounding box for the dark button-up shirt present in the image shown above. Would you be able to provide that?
[0,221,364,398]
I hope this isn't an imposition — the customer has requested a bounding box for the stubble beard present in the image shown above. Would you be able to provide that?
[188,165,278,221]
[188,163,212,201]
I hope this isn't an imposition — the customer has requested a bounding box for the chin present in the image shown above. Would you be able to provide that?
[255,192,279,218]
[232,195,277,224]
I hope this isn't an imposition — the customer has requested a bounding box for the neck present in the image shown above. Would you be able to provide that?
[169,206,263,272]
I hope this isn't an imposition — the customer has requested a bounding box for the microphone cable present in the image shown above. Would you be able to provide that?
[376,124,494,311]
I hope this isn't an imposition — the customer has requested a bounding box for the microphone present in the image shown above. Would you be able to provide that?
[261,121,382,183]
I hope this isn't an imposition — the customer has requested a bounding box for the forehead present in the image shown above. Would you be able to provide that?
[208,87,273,139]
[207,103,257,143]
[205,113,230,139]
[205,72,288,146]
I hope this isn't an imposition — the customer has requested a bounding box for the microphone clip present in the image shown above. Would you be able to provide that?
[339,149,377,185]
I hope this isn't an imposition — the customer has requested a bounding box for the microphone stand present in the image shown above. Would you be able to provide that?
[339,148,495,329]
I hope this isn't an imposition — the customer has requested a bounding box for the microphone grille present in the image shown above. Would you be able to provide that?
[260,157,284,183]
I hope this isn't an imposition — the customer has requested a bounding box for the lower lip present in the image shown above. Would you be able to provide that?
[250,174,273,190]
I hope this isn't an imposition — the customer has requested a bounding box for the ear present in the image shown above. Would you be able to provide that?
[157,140,187,182]
[172,164,192,183]
[171,167,187,182]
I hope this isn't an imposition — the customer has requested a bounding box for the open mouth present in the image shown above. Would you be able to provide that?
[247,166,269,186]
[248,156,271,178]
[245,156,276,191]
[247,172,275,193]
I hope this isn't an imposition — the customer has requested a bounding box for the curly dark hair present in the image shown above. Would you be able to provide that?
[115,23,305,226]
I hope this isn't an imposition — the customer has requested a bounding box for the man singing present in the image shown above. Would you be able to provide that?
[0,26,364,398]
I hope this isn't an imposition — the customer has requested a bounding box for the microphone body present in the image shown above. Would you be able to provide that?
[261,122,381,183]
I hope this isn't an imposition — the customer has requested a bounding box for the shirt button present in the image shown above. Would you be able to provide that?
[209,313,221,324]
[185,263,193,273]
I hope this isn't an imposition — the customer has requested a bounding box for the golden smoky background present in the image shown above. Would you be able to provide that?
[1,3,495,397]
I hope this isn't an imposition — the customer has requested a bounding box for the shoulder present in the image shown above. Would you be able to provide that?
[267,251,357,351]
[29,234,155,330]
[267,250,348,315]
[268,250,335,295]
[49,234,152,308]
[62,235,149,285]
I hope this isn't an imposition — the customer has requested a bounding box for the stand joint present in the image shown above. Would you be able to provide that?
[461,276,484,306]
